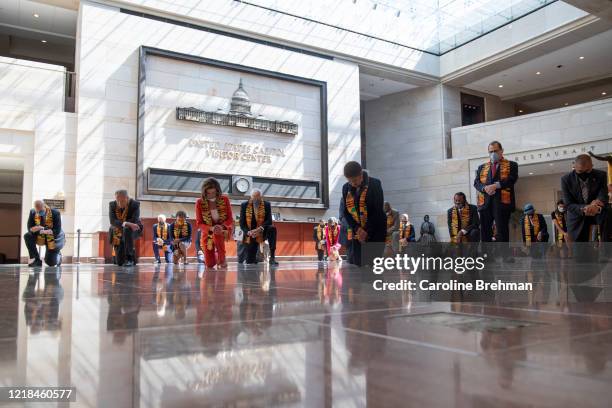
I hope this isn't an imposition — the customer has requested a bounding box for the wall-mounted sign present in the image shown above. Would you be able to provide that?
[188,139,285,164]
[44,199,65,210]
[176,79,298,135]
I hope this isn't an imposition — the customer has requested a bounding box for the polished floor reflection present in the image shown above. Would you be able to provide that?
[0,258,610,407]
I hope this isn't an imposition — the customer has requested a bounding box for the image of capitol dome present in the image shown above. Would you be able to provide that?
[229,78,253,117]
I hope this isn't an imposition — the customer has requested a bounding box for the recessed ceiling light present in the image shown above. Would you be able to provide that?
[549,163,554,166]
[579,56,584,60]
[602,92,607,96]
[33,13,39,18]
[498,84,503,88]
[564,102,569,106]
[536,71,541,75]
[41,40,47,43]
[518,110,523,113]
[528,172,534,175]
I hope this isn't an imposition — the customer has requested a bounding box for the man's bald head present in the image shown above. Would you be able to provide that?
[574,154,593,174]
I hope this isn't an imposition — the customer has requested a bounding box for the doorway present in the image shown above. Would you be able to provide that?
[461,93,485,126]
[0,159,23,264]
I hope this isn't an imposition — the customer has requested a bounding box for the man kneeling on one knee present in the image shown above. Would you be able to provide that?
[170,210,192,265]
[24,200,65,267]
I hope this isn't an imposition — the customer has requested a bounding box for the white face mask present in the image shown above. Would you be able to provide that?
[558,206,565,213]
[207,197,216,202]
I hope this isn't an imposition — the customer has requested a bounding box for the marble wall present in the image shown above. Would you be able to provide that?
[0,57,78,259]
[365,87,612,242]
[142,55,322,183]
[364,84,469,241]
[74,1,361,257]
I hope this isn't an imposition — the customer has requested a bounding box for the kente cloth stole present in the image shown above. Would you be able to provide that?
[34,206,56,249]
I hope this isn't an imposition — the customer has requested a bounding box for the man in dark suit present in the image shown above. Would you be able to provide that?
[313,219,326,261]
[447,192,480,243]
[474,141,518,260]
[561,154,607,242]
[340,161,386,266]
[23,200,65,267]
[239,189,278,265]
[109,189,143,266]
[152,214,172,264]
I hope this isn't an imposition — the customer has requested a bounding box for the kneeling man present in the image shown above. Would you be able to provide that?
[24,200,65,267]
[109,189,143,266]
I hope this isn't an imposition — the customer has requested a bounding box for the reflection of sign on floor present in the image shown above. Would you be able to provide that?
[389,311,546,333]
[44,199,65,210]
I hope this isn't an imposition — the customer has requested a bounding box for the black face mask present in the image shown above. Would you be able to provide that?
[577,171,590,181]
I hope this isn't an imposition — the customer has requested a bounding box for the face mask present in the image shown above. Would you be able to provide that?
[455,202,464,208]
[253,199,260,205]
[489,152,500,162]
[38,210,45,216]
[207,197,216,202]
[558,207,565,213]
[525,210,534,216]
[577,171,590,180]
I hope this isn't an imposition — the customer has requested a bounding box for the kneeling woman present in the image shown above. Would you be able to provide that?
[195,178,234,269]
[170,210,192,265]
[325,217,342,261]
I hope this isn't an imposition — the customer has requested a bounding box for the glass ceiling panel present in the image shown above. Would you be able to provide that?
[238,0,557,55]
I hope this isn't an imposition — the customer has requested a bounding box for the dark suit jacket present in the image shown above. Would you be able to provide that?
[340,171,386,242]
[473,159,519,211]
[520,214,549,243]
[152,223,172,245]
[108,199,143,243]
[239,200,272,241]
[169,221,192,243]
[447,204,480,237]
[561,169,608,241]
[313,225,326,243]
[27,208,65,248]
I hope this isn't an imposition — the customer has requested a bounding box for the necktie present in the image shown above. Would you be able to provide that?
[581,180,589,203]
[491,162,497,179]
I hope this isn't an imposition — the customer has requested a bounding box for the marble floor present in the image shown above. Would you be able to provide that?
[0,258,610,407]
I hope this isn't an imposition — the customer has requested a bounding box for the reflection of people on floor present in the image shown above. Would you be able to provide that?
[152,214,172,264]
[474,141,518,261]
[447,192,480,243]
[561,154,608,243]
[551,200,571,258]
[340,161,386,266]
[520,203,549,258]
[323,260,343,305]
[170,210,192,265]
[109,190,143,267]
[418,215,437,243]
[480,326,526,390]
[195,177,234,269]
[240,189,278,265]
[24,200,65,267]
[325,217,342,262]
[313,219,326,261]
[384,201,399,251]
[106,271,140,338]
[396,214,415,253]
[22,271,63,333]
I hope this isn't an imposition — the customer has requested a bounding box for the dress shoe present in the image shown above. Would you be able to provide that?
[28,259,42,267]
[269,258,279,266]
[123,260,135,267]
